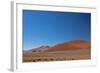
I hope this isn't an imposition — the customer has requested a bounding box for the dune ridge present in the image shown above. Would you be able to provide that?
[24,40,90,53]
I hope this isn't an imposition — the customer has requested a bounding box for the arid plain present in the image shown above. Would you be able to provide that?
[23,40,91,62]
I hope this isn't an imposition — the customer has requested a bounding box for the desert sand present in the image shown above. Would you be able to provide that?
[23,40,91,62]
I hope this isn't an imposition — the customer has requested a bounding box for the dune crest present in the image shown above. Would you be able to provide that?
[24,40,90,53]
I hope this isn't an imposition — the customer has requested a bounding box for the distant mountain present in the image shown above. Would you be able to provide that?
[23,40,90,53]
[31,45,50,52]
[23,45,50,54]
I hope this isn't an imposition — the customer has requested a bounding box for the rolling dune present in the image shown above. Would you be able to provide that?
[23,40,91,62]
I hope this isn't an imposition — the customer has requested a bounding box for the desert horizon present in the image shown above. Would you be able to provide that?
[23,40,91,62]
[23,40,90,52]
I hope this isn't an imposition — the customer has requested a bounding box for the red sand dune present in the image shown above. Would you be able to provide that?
[45,40,90,52]
[25,40,91,53]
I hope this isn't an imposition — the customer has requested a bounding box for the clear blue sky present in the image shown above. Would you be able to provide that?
[23,10,91,50]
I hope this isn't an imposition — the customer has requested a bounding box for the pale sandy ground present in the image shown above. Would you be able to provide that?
[23,49,90,62]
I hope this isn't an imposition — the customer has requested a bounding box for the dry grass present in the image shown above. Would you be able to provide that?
[23,49,90,62]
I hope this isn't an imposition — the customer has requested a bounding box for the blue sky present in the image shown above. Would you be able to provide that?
[23,10,91,50]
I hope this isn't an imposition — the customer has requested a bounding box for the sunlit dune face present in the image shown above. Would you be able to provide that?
[45,40,90,52]
[67,40,91,49]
